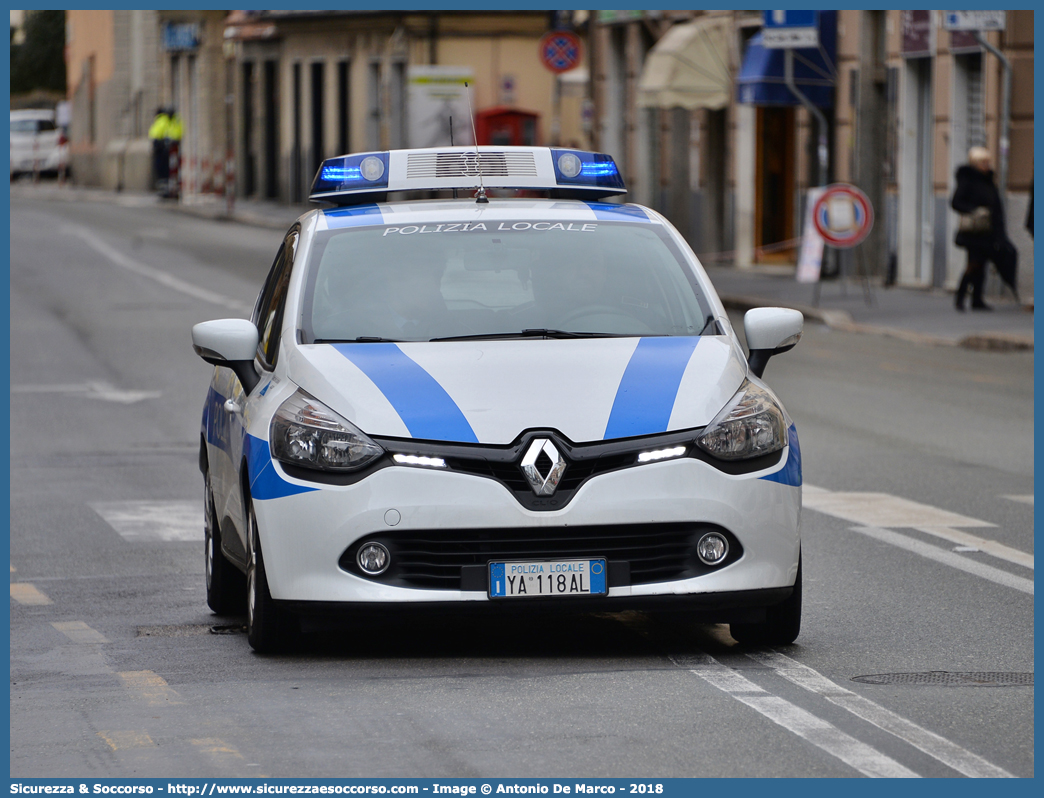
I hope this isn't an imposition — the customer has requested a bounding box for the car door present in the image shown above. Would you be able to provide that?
[220,226,301,557]
[10,118,36,170]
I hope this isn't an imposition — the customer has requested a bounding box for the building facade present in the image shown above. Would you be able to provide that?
[592,9,1034,295]
[224,10,592,204]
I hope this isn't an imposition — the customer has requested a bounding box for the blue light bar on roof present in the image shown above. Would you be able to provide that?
[309,147,626,205]
[310,152,389,197]
[551,149,625,192]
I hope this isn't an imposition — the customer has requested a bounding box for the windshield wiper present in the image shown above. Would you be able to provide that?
[430,329,633,342]
[313,337,405,344]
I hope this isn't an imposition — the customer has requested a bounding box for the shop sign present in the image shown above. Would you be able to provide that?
[901,11,934,58]
[163,22,200,52]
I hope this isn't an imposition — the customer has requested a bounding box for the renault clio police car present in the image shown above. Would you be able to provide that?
[192,146,804,652]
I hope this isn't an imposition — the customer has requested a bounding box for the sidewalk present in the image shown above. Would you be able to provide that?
[12,182,1034,351]
[706,264,1033,351]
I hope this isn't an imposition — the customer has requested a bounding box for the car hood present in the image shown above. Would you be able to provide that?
[287,337,747,445]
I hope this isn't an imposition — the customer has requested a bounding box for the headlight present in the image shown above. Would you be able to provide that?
[271,390,383,472]
[695,380,786,461]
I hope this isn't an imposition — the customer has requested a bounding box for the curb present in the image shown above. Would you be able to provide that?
[169,202,299,230]
[720,294,1033,352]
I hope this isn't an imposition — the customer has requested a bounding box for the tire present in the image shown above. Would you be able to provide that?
[730,557,802,646]
[246,499,297,653]
[204,472,246,615]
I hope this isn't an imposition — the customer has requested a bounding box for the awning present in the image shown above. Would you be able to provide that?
[737,11,837,108]
[637,15,732,110]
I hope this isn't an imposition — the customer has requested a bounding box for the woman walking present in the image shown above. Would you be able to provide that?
[951,146,1010,311]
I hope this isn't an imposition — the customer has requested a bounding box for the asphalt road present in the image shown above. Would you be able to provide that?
[9,192,1034,778]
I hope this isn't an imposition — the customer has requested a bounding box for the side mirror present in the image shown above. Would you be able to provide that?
[192,319,260,393]
[743,307,803,378]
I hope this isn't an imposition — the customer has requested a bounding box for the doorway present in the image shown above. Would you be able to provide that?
[755,106,796,262]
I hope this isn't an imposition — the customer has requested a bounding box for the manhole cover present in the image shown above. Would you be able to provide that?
[852,671,1033,687]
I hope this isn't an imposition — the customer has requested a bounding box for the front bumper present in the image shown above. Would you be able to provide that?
[253,452,801,607]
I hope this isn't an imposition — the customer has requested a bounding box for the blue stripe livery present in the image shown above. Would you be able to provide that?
[759,425,802,487]
[334,343,479,443]
[323,204,384,229]
[603,336,701,439]
[204,387,315,500]
[583,202,649,222]
[246,434,318,501]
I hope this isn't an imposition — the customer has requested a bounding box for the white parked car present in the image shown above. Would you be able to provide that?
[10,109,66,177]
[192,147,804,652]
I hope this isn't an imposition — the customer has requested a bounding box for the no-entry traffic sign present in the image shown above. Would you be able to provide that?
[539,30,582,74]
[811,184,874,248]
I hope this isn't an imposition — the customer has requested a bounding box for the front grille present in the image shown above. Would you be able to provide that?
[406,150,538,180]
[339,523,742,590]
[444,451,630,495]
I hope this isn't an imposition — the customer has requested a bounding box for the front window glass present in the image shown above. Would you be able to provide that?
[301,218,714,342]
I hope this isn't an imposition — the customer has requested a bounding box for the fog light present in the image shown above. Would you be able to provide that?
[696,532,729,566]
[357,542,390,575]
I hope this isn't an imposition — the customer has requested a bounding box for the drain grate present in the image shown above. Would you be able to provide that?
[852,671,1033,687]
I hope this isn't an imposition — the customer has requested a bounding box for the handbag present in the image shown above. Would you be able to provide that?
[958,206,992,235]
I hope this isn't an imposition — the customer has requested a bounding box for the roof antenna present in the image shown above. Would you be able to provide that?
[449,116,458,198]
[464,81,488,204]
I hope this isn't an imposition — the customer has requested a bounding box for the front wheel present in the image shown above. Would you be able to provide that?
[730,557,802,646]
[246,500,297,653]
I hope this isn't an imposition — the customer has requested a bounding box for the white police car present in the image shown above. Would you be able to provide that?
[192,146,804,652]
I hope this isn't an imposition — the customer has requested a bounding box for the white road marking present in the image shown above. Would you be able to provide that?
[851,526,1033,595]
[802,487,994,529]
[912,526,1032,570]
[52,621,109,644]
[11,381,161,404]
[62,224,252,313]
[804,485,1033,573]
[90,501,202,542]
[672,653,920,778]
[11,583,53,605]
[1001,495,1033,506]
[748,651,1015,778]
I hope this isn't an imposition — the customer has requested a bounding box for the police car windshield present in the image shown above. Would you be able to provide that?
[301,218,714,343]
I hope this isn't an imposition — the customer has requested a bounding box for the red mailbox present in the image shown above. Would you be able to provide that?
[474,107,541,147]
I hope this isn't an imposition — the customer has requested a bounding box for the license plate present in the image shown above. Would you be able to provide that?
[489,559,607,599]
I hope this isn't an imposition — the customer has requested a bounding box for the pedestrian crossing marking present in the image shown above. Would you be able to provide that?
[97,730,155,751]
[90,501,202,542]
[53,621,109,644]
[11,583,53,605]
[118,670,184,706]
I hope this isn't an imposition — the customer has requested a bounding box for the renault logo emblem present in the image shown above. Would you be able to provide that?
[520,438,567,496]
